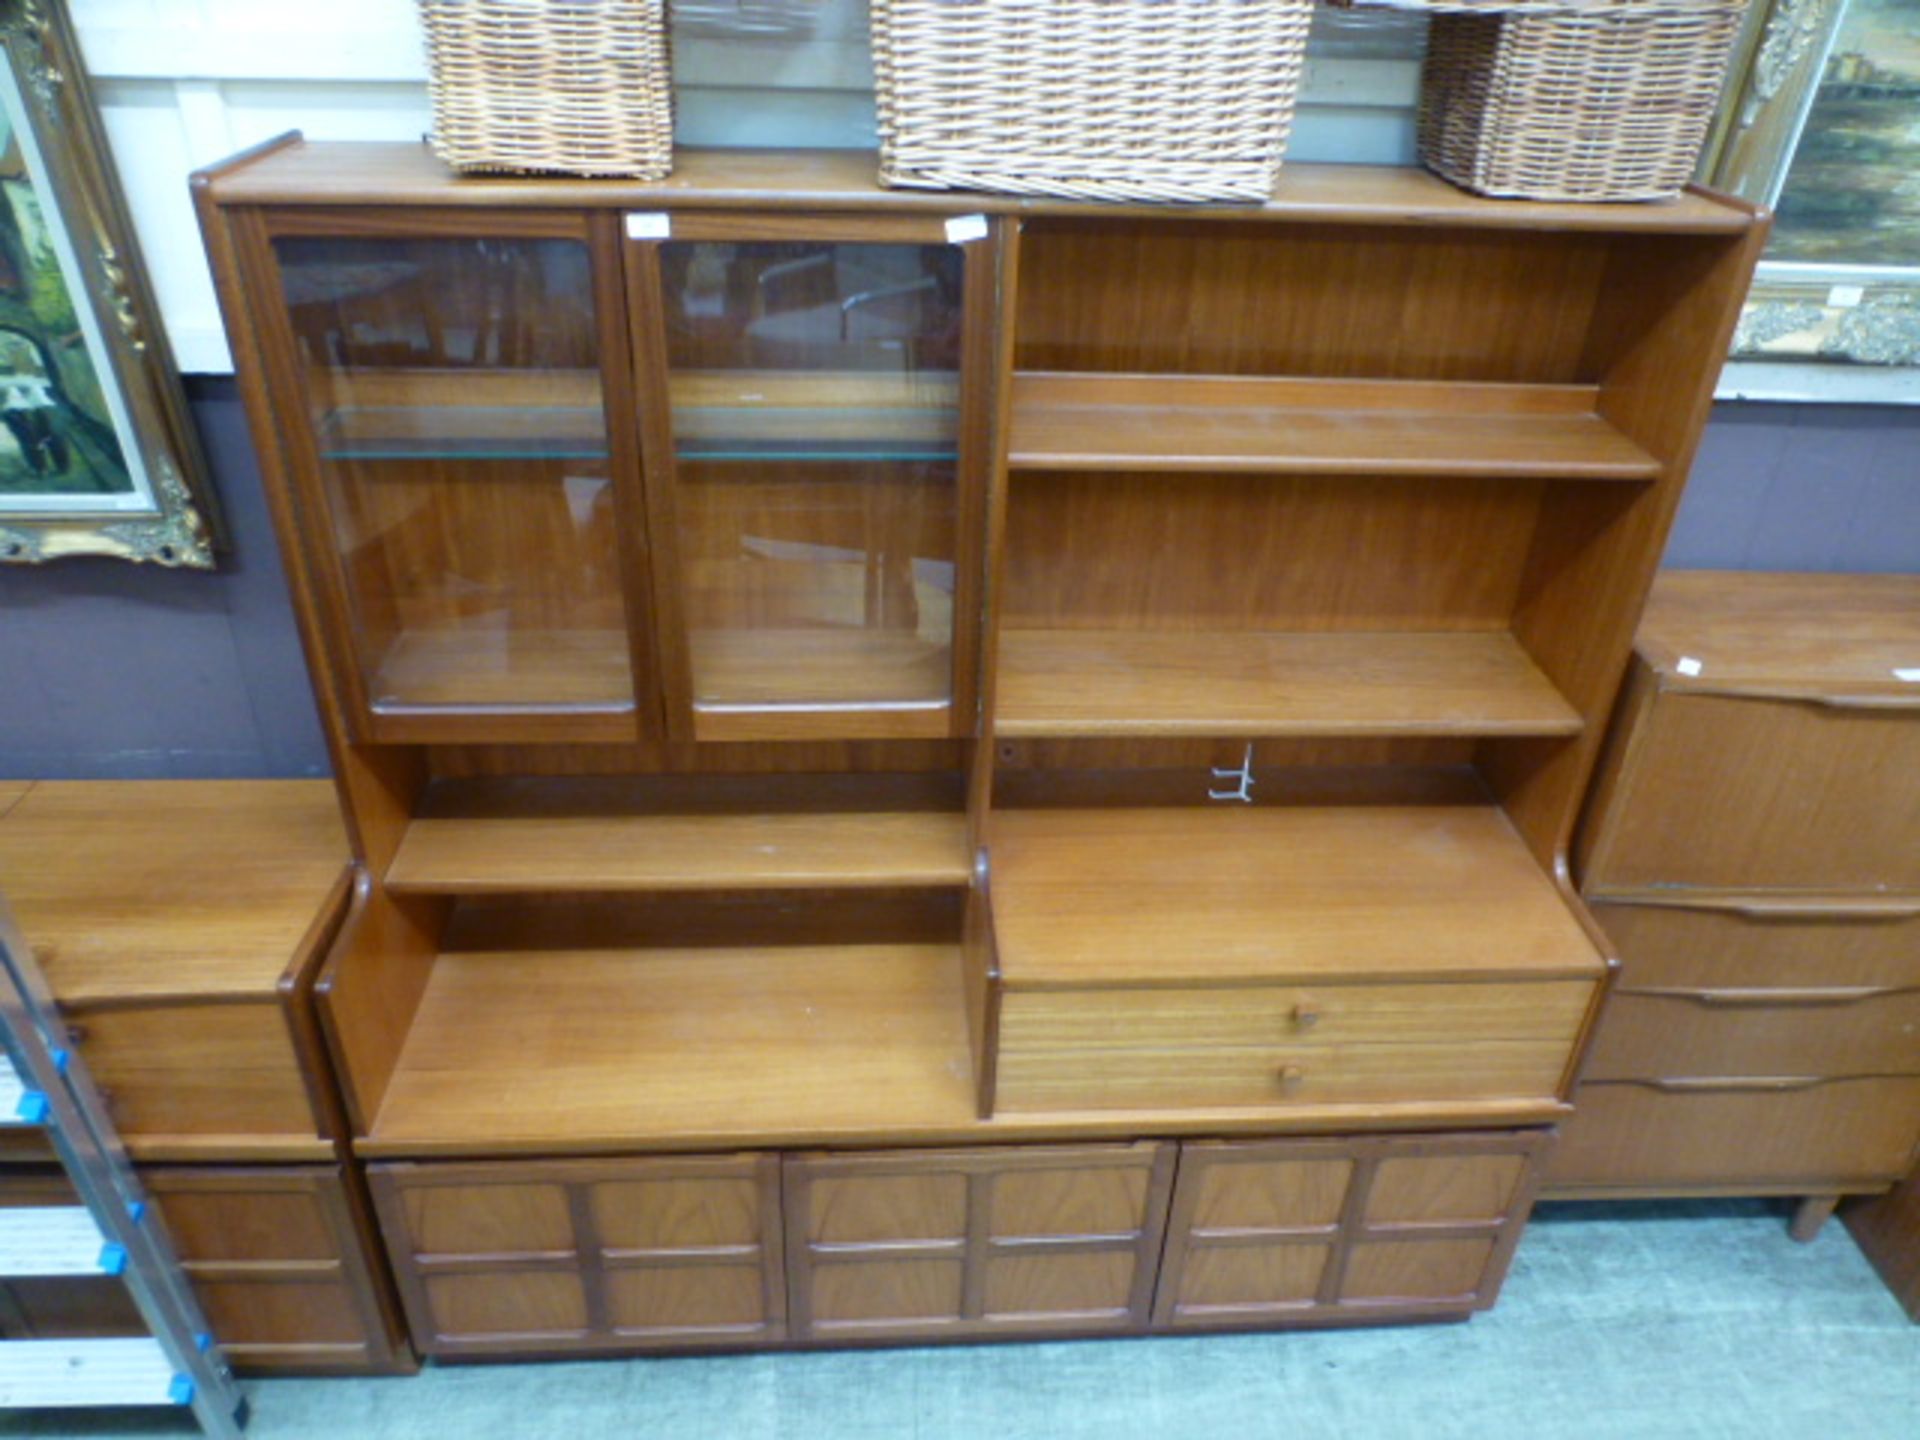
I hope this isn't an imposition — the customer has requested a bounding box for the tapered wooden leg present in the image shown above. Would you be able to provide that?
[1791,1195,1841,1243]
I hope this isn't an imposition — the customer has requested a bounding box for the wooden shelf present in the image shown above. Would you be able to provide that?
[386,775,970,894]
[211,144,1755,236]
[313,368,957,465]
[369,937,983,1154]
[995,629,1583,738]
[990,805,1607,987]
[1009,374,1660,480]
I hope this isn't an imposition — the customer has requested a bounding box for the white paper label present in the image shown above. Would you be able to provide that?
[1675,655,1704,678]
[625,212,671,240]
[945,214,989,244]
[1827,283,1866,308]
[1894,667,1920,683]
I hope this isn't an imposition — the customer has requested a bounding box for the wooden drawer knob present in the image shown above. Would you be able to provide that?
[1291,1002,1321,1030]
[1276,1065,1305,1089]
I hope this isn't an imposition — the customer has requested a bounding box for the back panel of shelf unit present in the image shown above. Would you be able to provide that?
[1013,218,1723,386]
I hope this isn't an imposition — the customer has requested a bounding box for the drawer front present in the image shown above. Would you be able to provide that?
[784,1143,1173,1343]
[1587,691,1920,892]
[1155,1131,1547,1330]
[1593,901,1920,993]
[1548,1077,1920,1191]
[995,980,1594,1112]
[370,1154,786,1356]
[66,1002,322,1144]
[1586,989,1920,1081]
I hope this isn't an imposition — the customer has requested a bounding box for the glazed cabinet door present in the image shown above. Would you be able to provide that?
[251,211,658,742]
[1154,1132,1547,1330]
[370,1154,784,1356]
[783,1142,1174,1342]
[624,212,991,742]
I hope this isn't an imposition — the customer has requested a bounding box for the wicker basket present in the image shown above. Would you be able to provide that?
[870,0,1316,204]
[1411,0,1750,201]
[417,0,673,178]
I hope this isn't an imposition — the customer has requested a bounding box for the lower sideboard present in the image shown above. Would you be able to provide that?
[370,1129,1551,1358]
[0,1163,414,1374]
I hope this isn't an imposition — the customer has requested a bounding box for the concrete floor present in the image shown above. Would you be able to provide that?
[9,1200,1918,1440]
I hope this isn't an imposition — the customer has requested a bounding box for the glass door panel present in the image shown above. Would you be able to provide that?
[272,233,636,719]
[655,238,964,728]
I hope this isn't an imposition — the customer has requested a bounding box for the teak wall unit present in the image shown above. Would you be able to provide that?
[1550,572,1920,1232]
[194,139,1766,1356]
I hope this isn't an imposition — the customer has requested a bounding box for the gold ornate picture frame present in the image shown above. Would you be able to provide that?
[0,0,216,566]
[1703,0,1920,379]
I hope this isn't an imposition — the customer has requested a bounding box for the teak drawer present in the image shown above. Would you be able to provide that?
[994,980,1594,1112]
[63,1002,329,1154]
[370,1154,787,1356]
[0,1165,409,1374]
[1547,1077,1920,1192]
[1592,899,1920,993]
[1582,678,1920,893]
[1155,1131,1548,1330]
[1584,899,1920,1083]
[1584,990,1920,1081]
[784,1143,1173,1341]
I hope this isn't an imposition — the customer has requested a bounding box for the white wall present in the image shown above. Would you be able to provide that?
[72,0,1425,373]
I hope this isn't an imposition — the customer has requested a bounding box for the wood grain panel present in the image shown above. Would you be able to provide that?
[139,1165,412,1374]
[68,1003,317,1141]
[1365,1155,1525,1225]
[1155,1132,1547,1330]
[1189,1159,1353,1232]
[1590,899,1920,993]
[1547,1078,1920,1193]
[1341,1239,1495,1302]
[1585,989,1920,1082]
[784,1144,1173,1342]
[606,1265,768,1333]
[1844,1163,1920,1321]
[1014,220,1611,382]
[1001,472,1542,633]
[1582,687,1920,893]
[372,1154,785,1354]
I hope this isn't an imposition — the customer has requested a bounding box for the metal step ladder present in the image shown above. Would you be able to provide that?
[0,897,246,1436]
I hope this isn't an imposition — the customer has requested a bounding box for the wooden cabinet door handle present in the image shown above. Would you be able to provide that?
[1645,1075,1828,1094]
[1290,1002,1320,1030]
[1653,986,1902,1009]
[1276,1065,1305,1088]
[1722,899,1920,921]
[1810,694,1920,712]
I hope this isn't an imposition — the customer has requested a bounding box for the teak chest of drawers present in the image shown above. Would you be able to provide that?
[0,781,413,1372]
[1551,572,1920,1228]
[191,137,1766,1357]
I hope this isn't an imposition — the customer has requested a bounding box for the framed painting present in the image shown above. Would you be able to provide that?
[1704,0,1920,397]
[0,0,215,565]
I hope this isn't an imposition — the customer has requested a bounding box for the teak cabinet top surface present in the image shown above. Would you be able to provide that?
[0,780,349,1004]
[200,140,1754,235]
[1638,571,1920,698]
